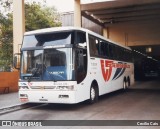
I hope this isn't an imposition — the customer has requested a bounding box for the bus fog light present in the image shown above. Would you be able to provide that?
[56,85,74,90]
[20,94,28,98]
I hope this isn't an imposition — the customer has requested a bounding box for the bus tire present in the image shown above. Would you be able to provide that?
[123,78,128,90]
[125,77,130,88]
[127,77,130,87]
[89,84,98,104]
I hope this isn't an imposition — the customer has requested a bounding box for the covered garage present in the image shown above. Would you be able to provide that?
[0,0,158,124]
[73,0,160,80]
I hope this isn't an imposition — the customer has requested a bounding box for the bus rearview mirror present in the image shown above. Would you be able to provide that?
[13,53,21,70]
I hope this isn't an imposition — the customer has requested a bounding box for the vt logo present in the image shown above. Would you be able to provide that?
[100,60,113,82]
[28,82,33,87]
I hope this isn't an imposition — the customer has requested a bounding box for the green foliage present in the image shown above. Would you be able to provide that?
[0,0,12,10]
[0,13,13,71]
[25,2,61,31]
[0,1,62,71]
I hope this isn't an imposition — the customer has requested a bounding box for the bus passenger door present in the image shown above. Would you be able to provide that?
[75,49,87,84]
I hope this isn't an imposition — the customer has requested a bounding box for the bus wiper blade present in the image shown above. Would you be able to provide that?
[28,67,40,82]
[28,68,36,82]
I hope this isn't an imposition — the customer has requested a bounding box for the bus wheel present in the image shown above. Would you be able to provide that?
[123,79,128,90]
[89,84,98,104]
[127,77,130,87]
[125,77,130,88]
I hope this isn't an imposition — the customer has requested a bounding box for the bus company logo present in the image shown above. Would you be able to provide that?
[100,60,130,82]
[28,82,33,87]
[100,60,113,82]
[49,71,64,75]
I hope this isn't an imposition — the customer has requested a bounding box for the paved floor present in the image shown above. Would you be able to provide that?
[0,92,21,108]
[0,79,159,108]
[0,79,160,129]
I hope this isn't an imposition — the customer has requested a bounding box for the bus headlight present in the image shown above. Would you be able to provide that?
[19,94,29,102]
[20,94,28,98]
[19,86,29,90]
[56,85,74,90]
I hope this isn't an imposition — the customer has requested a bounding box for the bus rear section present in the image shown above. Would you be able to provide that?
[87,32,134,95]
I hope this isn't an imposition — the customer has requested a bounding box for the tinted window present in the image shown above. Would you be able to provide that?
[43,48,74,81]
[22,31,74,48]
[76,49,87,84]
[89,35,98,56]
[108,44,115,59]
[75,31,87,84]
[99,41,109,57]
[76,31,87,49]
[85,34,133,62]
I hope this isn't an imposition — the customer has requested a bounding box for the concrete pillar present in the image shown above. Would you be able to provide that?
[74,0,81,27]
[13,0,25,54]
[103,28,109,39]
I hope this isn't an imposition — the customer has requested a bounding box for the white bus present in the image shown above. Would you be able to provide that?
[18,27,134,104]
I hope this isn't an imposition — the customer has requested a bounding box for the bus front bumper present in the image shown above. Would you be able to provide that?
[19,90,77,104]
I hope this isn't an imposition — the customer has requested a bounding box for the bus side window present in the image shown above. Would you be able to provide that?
[105,41,109,57]
[109,44,114,59]
[96,39,100,55]
[76,31,87,84]
[77,50,84,69]
[76,31,86,49]
[76,49,87,84]
[99,41,104,56]
[99,41,109,57]
[89,35,98,57]
[115,45,120,60]
[119,48,123,61]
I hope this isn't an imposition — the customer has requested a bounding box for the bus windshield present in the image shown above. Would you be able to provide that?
[22,31,74,48]
[21,48,74,81]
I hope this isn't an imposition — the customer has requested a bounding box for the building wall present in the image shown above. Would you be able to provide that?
[0,72,19,93]
[61,12,103,35]
[62,12,160,47]
[82,16,102,35]
[62,12,74,26]
[107,19,160,46]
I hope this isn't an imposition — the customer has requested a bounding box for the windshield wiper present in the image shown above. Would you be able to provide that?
[28,65,42,82]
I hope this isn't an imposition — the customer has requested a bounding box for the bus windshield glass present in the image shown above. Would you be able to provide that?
[21,48,74,81]
[22,31,74,48]
[43,48,74,81]
[21,50,43,80]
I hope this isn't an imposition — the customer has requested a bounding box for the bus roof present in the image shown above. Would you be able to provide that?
[24,26,86,35]
[24,26,131,50]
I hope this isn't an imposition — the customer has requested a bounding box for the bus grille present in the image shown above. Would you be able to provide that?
[30,86,56,89]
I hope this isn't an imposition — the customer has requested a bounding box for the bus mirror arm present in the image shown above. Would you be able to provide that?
[13,53,21,70]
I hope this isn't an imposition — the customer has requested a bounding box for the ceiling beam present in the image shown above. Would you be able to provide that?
[81,11,104,27]
[89,4,160,16]
[104,14,160,25]
[98,9,160,20]
[81,0,160,11]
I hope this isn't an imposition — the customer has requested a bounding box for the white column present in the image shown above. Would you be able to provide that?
[74,0,81,27]
[13,0,25,54]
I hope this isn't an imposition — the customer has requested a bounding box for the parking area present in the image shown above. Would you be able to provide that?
[0,79,160,129]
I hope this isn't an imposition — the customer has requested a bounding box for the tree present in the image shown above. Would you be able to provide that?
[0,0,13,71]
[0,1,62,71]
[25,2,61,31]
[0,13,13,71]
